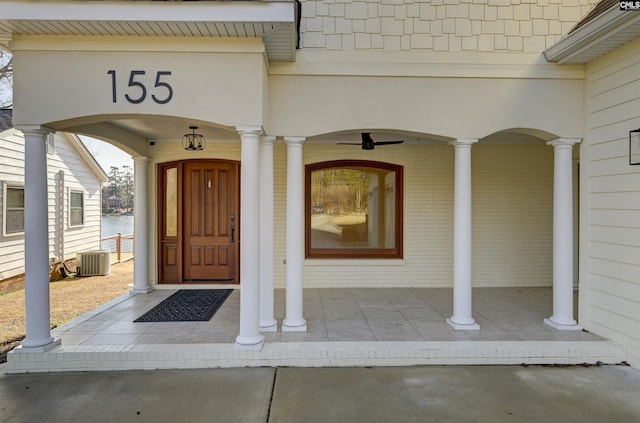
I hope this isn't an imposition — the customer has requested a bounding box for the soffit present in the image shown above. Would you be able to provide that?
[0,0,297,62]
[545,3,640,64]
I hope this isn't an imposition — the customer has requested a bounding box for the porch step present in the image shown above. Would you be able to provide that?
[6,340,626,373]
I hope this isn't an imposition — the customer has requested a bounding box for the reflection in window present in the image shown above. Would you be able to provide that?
[306,160,403,258]
[5,185,25,234]
[165,167,178,237]
[69,190,84,227]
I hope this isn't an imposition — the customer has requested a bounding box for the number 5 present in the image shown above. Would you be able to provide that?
[125,70,147,104]
[152,71,173,104]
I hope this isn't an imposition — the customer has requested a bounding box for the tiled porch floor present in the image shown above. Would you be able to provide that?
[8,287,626,373]
[54,287,599,345]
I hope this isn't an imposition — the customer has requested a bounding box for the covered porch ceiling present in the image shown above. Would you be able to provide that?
[61,118,556,151]
[0,0,298,62]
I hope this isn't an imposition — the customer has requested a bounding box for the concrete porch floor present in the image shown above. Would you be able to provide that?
[6,288,626,373]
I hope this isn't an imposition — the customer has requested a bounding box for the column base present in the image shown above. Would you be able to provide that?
[447,318,480,331]
[130,287,153,294]
[544,318,583,331]
[259,319,278,333]
[234,335,265,351]
[282,318,307,332]
[16,337,61,353]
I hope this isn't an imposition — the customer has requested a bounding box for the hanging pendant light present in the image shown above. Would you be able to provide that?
[182,126,206,151]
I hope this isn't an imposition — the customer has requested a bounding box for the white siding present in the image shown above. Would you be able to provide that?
[47,134,103,259]
[583,36,640,368]
[0,130,27,278]
[0,130,103,280]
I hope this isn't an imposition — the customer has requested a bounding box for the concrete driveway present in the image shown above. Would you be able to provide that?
[1,364,640,422]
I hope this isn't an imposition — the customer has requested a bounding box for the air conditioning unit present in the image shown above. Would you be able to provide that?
[76,250,111,276]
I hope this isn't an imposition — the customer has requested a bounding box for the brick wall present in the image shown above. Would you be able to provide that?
[273,142,554,288]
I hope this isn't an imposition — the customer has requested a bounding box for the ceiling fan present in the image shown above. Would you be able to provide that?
[338,133,404,150]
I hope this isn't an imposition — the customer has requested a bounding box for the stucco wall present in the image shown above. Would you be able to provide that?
[11,37,267,133]
[268,74,585,139]
[582,36,640,368]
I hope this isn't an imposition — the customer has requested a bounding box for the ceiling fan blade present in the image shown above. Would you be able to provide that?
[337,142,362,145]
[374,140,404,146]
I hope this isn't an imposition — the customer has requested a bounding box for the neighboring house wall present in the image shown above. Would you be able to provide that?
[0,129,27,279]
[581,36,640,367]
[299,0,599,52]
[0,129,103,281]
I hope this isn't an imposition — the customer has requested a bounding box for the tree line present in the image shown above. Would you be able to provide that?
[103,165,133,215]
[0,51,12,107]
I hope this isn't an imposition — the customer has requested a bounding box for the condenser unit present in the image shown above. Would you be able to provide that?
[76,250,111,276]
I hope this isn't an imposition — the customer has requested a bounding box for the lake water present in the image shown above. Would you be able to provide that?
[102,214,134,238]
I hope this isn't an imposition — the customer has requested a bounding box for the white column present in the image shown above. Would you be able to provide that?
[447,139,480,330]
[545,138,583,330]
[21,128,60,351]
[259,136,277,332]
[282,137,307,332]
[235,126,265,349]
[132,157,150,293]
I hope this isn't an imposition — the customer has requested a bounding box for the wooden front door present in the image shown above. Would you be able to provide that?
[158,160,239,284]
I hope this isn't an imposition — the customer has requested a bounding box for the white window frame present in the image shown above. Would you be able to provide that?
[68,188,85,228]
[2,182,25,237]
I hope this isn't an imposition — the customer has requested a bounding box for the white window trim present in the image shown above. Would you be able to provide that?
[2,181,25,237]
[46,133,55,155]
[68,188,85,228]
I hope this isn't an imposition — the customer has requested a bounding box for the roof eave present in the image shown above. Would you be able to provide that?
[68,134,110,183]
[0,1,297,62]
[544,5,640,64]
[0,1,296,25]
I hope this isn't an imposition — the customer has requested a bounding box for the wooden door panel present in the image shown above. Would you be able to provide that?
[165,244,178,265]
[158,163,181,284]
[204,246,215,266]
[216,170,229,238]
[162,243,179,283]
[204,169,215,237]
[219,246,229,266]
[184,161,238,282]
[189,246,202,266]
[159,160,238,284]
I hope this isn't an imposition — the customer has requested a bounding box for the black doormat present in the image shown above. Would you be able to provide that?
[134,289,233,323]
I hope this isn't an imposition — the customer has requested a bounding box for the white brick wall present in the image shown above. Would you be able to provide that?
[272,142,554,289]
[300,0,599,52]
[147,141,554,290]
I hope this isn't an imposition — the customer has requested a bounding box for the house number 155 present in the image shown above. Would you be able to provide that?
[108,70,174,104]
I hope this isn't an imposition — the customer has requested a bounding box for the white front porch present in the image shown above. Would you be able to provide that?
[6,287,625,373]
